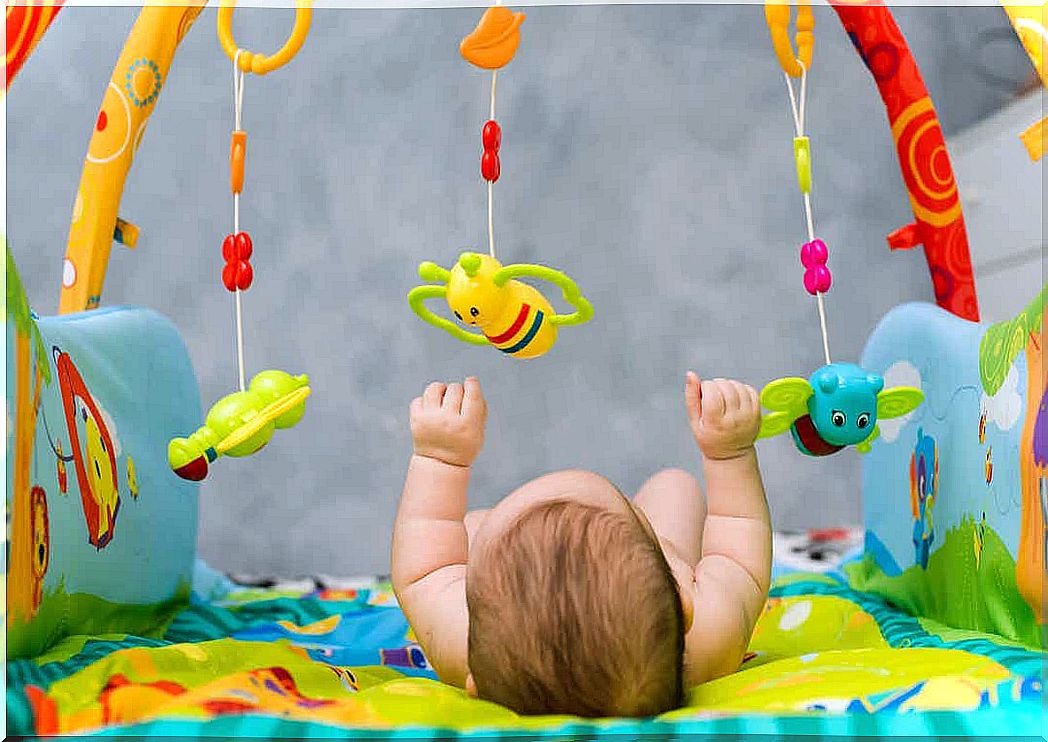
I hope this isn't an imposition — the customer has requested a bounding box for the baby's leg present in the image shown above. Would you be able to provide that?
[464,509,490,551]
[634,468,706,566]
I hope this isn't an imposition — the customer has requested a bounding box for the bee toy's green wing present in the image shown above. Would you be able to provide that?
[757,377,812,440]
[855,388,923,454]
[877,387,924,419]
[758,411,796,439]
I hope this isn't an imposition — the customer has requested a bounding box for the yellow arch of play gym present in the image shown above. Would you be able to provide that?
[59,0,312,315]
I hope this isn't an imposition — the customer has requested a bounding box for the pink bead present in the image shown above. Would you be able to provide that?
[804,265,832,295]
[800,239,828,268]
[810,239,828,264]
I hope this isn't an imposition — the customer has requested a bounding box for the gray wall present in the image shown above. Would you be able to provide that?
[7,5,1032,576]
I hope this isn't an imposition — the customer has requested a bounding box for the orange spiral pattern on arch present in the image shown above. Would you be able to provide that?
[891,98,962,228]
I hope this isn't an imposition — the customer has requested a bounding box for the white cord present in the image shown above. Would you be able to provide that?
[816,293,830,366]
[233,50,246,130]
[232,50,247,392]
[803,193,815,242]
[784,62,831,366]
[785,68,802,138]
[487,181,495,259]
[490,69,497,121]
[234,294,246,391]
[798,62,807,135]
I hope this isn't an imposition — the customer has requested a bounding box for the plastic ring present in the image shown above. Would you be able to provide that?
[218,0,312,75]
[765,0,814,78]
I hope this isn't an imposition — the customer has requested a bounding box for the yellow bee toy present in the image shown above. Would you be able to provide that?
[408,252,593,359]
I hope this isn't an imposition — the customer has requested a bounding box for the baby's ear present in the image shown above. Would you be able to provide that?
[465,672,478,698]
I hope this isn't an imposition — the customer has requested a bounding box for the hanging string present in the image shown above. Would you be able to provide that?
[232,50,248,392]
[488,68,498,258]
[485,0,504,258]
[784,62,831,367]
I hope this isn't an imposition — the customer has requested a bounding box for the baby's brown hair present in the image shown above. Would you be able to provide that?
[466,499,685,718]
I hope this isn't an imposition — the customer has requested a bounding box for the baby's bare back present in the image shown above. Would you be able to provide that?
[392,375,771,716]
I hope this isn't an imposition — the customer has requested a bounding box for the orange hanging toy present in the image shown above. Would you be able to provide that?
[460,5,525,70]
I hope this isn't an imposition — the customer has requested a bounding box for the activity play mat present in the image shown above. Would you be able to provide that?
[5,0,1046,737]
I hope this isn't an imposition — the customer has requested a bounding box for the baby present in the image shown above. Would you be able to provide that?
[391,374,771,718]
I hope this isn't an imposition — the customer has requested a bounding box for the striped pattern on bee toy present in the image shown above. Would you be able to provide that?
[484,300,547,356]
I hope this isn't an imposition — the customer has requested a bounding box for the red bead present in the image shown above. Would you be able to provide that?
[222,234,236,262]
[221,232,253,290]
[482,120,501,151]
[234,231,253,260]
[222,262,238,292]
[236,261,253,290]
[481,151,500,182]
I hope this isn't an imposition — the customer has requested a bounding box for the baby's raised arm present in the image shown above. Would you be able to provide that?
[684,373,772,684]
[391,378,487,688]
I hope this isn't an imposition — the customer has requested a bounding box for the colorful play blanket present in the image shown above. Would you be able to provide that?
[7,537,1044,739]
[5,248,1046,736]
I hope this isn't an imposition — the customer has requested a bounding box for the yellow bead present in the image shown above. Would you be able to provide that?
[794,136,811,194]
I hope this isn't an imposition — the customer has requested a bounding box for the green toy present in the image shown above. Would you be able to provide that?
[168,370,310,481]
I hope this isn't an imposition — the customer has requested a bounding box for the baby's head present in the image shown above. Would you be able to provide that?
[465,471,686,718]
